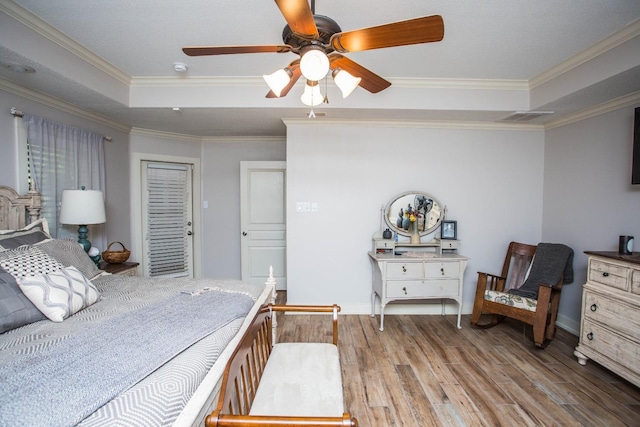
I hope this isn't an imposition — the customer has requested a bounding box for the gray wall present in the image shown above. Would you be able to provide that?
[285,120,546,316]
[201,140,286,278]
[543,105,640,331]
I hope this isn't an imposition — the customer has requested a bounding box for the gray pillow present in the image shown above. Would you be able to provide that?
[0,218,51,250]
[0,265,46,333]
[36,239,102,280]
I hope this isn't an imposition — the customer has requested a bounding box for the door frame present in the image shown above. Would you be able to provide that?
[131,152,202,278]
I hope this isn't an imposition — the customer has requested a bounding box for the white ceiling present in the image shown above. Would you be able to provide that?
[1,0,640,137]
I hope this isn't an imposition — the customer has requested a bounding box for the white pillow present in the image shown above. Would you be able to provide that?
[17,266,100,322]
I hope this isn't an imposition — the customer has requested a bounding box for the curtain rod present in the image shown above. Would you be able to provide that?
[10,107,113,142]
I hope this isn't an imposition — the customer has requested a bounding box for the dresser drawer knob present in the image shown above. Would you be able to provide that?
[590,304,598,312]
[602,272,609,277]
[402,266,407,273]
[587,332,594,341]
[440,267,445,275]
[402,287,407,295]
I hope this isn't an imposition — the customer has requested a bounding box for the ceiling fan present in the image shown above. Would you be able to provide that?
[182,0,444,105]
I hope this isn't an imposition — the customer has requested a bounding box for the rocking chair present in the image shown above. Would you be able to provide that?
[470,241,573,347]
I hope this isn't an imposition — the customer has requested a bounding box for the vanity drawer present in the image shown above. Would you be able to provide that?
[581,319,640,374]
[387,280,459,298]
[583,290,640,342]
[441,240,459,250]
[386,262,422,279]
[424,262,459,278]
[589,259,629,291]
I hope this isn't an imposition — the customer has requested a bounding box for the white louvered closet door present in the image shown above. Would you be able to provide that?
[141,161,194,278]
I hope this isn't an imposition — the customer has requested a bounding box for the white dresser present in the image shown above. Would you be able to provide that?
[574,251,640,387]
[368,251,469,331]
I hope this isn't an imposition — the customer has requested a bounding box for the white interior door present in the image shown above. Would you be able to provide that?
[141,161,194,278]
[240,161,286,290]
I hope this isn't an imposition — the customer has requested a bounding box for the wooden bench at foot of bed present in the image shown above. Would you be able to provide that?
[206,304,358,427]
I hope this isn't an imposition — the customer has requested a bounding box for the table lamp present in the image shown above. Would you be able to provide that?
[59,187,106,252]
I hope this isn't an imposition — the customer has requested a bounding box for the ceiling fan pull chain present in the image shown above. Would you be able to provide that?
[323,75,329,104]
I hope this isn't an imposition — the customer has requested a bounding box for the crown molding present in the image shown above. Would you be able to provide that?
[130,76,264,87]
[544,89,640,130]
[131,75,529,91]
[390,77,529,90]
[531,18,640,89]
[282,118,543,131]
[201,135,286,143]
[129,127,203,143]
[129,127,286,142]
[0,0,130,86]
[0,77,130,133]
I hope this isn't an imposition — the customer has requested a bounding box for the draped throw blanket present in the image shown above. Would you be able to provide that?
[509,243,574,299]
[0,288,254,427]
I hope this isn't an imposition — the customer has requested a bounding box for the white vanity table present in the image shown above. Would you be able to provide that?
[370,191,469,331]
[369,250,468,331]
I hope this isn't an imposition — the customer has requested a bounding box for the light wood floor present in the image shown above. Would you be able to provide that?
[274,293,640,426]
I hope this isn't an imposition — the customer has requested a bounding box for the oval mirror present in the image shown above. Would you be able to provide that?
[384,191,443,237]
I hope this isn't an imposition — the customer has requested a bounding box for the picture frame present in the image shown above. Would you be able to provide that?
[441,220,457,240]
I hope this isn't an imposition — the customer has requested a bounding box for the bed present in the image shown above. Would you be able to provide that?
[0,185,275,427]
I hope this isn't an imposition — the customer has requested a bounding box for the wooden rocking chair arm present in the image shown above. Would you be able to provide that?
[477,272,506,280]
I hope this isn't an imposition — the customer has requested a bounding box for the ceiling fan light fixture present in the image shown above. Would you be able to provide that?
[301,81,323,106]
[333,69,361,98]
[300,48,329,81]
[263,68,292,97]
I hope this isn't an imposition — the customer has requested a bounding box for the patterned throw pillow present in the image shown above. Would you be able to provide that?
[0,246,64,278]
[17,266,101,322]
[36,239,102,279]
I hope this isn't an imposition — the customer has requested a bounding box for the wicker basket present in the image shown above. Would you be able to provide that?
[102,241,131,264]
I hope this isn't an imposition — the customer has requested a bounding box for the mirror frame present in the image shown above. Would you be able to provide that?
[383,191,444,237]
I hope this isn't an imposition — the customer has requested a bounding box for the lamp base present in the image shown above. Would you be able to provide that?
[77,224,91,252]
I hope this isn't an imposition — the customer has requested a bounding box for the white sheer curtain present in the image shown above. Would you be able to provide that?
[24,113,107,251]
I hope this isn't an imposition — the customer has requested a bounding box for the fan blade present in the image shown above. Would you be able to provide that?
[329,54,391,93]
[274,0,318,39]
[266,60,302,98]
[183,45,292,56]
[330,15,444,53]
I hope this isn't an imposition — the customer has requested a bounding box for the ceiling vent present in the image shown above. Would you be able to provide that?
[501,111,554,122]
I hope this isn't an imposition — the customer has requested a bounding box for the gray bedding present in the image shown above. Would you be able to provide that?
[0,273,266,427]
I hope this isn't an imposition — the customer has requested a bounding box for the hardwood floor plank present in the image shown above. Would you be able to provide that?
[395,364,441,426]
[439,383,488,426]
[404,346,450,405]
[500,382,581,427]
[354,346,389,408]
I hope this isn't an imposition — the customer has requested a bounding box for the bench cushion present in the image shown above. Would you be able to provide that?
[249,342,343,417]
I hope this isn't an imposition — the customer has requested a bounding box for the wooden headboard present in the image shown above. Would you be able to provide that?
[0,186,42,230]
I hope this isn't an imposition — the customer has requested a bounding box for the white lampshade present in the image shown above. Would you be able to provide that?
[300,49,329,81]
[333,69,361,98]
[263,68,292,97]
[59,189,106,225]
[300,81,323,106]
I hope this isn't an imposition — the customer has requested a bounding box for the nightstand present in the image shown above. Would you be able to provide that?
[101,262,139,277]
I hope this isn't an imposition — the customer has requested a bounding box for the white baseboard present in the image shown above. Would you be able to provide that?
[337,301,474,316]
[555,313,580,336]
